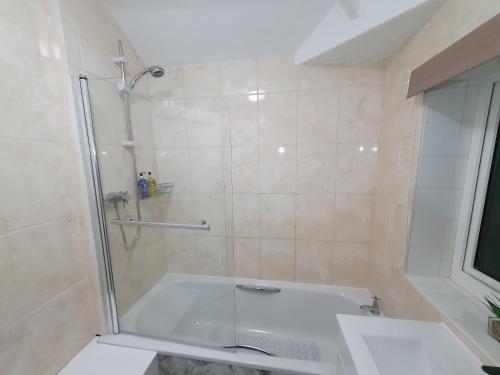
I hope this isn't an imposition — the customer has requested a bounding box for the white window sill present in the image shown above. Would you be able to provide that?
[406,274,500,364]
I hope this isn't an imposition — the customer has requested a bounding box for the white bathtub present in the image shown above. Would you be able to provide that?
[99,274,374,375]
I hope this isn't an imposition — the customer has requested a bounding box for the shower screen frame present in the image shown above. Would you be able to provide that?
[76,74,120,335]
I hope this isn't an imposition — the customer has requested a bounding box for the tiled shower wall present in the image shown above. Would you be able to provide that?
[0,0,160,373]
[369,0,500,362]
[150,58,385,286]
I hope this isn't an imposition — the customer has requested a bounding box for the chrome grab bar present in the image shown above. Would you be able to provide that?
[110,219,210,231]
[236,284,281,294]
[222,345,276,356]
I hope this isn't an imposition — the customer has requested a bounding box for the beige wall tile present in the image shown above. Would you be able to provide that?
[259,145,297,193]
[220,59,257,95]
[135,148,158,178]
[223,146,234,194]
[332,242,370,287]
[58,0,83,69]
[192,194,227,236]
[370,196,393,255]
[0,281,97,375]
[189,147,224,193]
[374,140,400,198]
[140,227,168,292]
[163,193,193,222]
[260,194,296,239]
[153,100,189,148]
[258,56,298,92]
[156,148,191,192]
[338,85,382,143]
[341,61,385,87]
[258,92,297,145]
[386,204,410,269]
[297,145,336,194]
[95,144,136,196]
[165,232,197,274]
[297,64,343,90]
[0,140,84,232]
[232,146,259,193]
[130,93,156,148]
[261,239,295,281]
[334,194,372,242]
[156,63,220,99]
[392,136,416,206]
[296,240,334,284]
[0,1,64,59]
[234,238,261,278]
[113,247,147,314]
[233,194,260,237]
[106,203,144,266]
[296,195,334,241]
[195,236,228,276]
[179,63,221,98]
[0,54,75,142]
[336,143,378,194]
[224,95,258,146]
[89,79,126,146]
[185,97,223,147]
[76,0,123,77]
[226,239,235,277]
[297,90,339,145]
[0,235,16,331]
[5,217,87,325]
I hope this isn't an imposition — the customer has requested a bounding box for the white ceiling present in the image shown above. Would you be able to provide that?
[102,0,336,67]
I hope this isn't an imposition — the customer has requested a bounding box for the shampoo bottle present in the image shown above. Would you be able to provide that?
[147,172,158,196]
[137,172,149,198]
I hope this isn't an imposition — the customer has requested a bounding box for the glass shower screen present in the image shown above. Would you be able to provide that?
[81,74,236,350]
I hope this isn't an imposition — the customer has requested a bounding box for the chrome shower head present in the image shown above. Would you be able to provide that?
[129,65,165,89]
[149,65,165,78]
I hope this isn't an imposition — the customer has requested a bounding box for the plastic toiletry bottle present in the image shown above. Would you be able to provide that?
[147,172,158,196]
[137,172,149,198]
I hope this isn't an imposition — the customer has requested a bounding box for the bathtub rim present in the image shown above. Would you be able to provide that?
[125,272,374,312]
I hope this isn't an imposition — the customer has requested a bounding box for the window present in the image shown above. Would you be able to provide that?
[455,80,500,295]
[473,120,500,282]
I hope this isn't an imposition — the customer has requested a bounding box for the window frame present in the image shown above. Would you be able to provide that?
[451,75,500,297]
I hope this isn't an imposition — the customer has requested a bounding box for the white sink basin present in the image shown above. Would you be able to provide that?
[364,335,432,375]
[336,315,484,375]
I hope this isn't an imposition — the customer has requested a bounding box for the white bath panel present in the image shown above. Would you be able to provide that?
[59,338,157,375]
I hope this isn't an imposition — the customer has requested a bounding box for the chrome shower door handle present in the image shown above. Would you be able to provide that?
[236,284,281,294]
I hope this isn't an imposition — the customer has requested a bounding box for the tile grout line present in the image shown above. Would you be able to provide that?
[0,278,90,337]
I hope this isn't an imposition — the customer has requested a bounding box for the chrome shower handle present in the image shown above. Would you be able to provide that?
[236,284,281,294]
